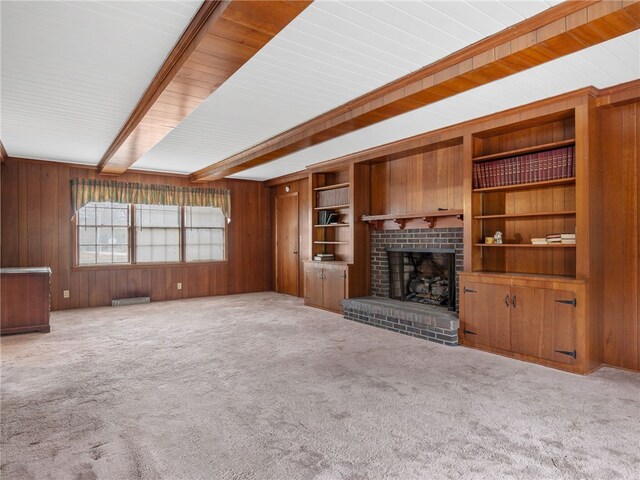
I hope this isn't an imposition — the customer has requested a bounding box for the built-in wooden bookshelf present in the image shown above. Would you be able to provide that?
[470,109,578,278]
[305,164,370,312]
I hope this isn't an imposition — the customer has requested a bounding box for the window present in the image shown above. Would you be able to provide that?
[184,206,226,261]
[77,202,130,265]
[135,205,180,263]
[75,203,226,266]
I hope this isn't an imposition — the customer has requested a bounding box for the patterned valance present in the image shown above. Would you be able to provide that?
[71,179,231,220]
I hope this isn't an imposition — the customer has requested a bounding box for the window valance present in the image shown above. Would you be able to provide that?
[71,179,231,221]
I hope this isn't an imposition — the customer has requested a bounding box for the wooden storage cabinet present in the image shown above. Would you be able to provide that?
[1,267,52,334]
[459,272,589,373]
[303,262,347,313]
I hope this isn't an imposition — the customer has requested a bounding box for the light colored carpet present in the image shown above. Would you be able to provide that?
[1,292,639,480]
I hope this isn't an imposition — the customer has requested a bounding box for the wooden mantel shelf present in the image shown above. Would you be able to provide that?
[362,210,463,229]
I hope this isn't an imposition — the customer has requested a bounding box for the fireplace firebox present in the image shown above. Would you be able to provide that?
[387,248,456,311]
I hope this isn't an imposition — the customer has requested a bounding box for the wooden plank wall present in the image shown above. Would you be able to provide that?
[600,100,640,371]
[270,177,310,296]
[1,158,272,311]
[369,144,463,229]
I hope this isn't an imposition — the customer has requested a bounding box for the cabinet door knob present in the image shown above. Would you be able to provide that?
[293,249,298,255]
[504,294,510,308]
[511,295,517,308]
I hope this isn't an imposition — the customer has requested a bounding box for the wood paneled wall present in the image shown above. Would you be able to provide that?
[600,100,640,371]
[270,177,310,296]
[1,158,271,311]
[370,144,463,229]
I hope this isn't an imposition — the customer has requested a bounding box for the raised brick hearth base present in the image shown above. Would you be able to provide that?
[342,227,463,346]
[343,297,459,346]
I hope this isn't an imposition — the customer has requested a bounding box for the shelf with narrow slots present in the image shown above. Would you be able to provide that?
[313,223,350,228]
[472,139,575,163]
[474,210,576,220]
[474,243,576,248]
[313,241,350,245]
[313,182,350,192]
[473,177,575,193]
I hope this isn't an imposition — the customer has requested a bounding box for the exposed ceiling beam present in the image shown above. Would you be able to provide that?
[191,0,640,182]
[98,0,312,175]
[0,140,7,164]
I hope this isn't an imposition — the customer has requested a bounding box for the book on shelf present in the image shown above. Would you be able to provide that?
[314,254,335,261]
[546,233,562,243]
[561,233,576,244]
[531,238,548,244]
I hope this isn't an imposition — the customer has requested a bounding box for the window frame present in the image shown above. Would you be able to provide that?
[73,203,228,270]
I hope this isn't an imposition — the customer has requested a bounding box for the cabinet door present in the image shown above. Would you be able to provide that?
[541,289,576,365]
[304,265,324,308]
[460,281,511,351]
[323,267,346,312]
[510,286,546,357]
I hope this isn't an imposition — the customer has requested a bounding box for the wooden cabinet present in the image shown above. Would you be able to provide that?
[1,267,52,334]
[303,262,347,313]
[460,273,588,373]
[460,281,511,351]
[304,163,370,312]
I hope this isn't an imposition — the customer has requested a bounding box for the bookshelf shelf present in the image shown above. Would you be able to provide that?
[313,182,350,191]
[314,241,350,245]
[474,210,576,220]
[313,223,350,228]
[474,243,576,248]
[472,139,575,163]
[314,204,350,210]
[473,177,575,193]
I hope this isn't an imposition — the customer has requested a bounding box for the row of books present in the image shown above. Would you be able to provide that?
[316,187,349,208]
[473,145,575,189]
[531,233,576,245]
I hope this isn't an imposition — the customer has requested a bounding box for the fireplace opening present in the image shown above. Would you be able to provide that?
[387,248,456,311]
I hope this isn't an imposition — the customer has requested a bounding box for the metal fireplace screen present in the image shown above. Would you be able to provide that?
[387,248,456,311]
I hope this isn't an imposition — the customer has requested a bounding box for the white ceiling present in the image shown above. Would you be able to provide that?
[131,0,562,173]
[1,1,637,181]
[0,0,202,163]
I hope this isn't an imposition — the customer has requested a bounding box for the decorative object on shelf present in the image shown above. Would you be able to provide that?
[485,237,495,244]
[494,231,503,244]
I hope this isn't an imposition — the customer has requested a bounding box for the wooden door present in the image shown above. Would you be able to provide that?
[541,289,577,365]
[275,193,299,296]
[323,266,347,312]
[304,264,324,308]
[510,286,546,357]
[460,280,511,350]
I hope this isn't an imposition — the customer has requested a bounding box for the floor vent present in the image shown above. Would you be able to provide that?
[112,297,150,307]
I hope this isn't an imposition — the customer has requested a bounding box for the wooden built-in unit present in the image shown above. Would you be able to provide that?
[1,158,271,311]
[303,163,370,313]
[268,81,639,374]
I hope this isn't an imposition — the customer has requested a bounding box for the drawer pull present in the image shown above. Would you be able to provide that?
[504,294,510,307]
[463,287,477,294]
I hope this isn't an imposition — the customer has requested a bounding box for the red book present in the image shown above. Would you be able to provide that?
[569,146,575,177]
[552,149,560,180]
[472,163,478,189]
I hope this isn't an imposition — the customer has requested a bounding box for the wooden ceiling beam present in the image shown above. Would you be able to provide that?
[191,0,640,182]
[98,0,311,175]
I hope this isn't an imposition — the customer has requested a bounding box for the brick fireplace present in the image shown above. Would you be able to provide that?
[343,227,463,346]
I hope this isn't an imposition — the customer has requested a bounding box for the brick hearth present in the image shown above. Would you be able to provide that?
[342,227,463,346]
